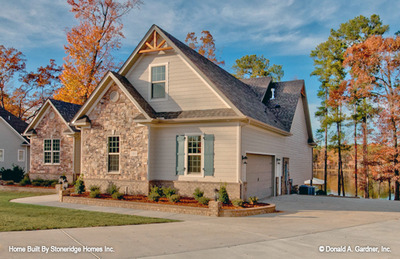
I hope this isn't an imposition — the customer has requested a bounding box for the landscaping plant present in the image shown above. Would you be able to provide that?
[111,192,124,200]
[106,182,119,195]
[232,199,245,207]
[89,185,101,198]
[193,187,204,201]
[162,187,176,198]
[1,165,25,182]
[19,175,31,186]
[218,184,230,204]
[197,196,210,205]
[75,178,85,194]
[248,196,258,205]
[168,194,180,203]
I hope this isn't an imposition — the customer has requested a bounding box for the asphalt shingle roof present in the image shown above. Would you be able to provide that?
[0,107,28,134]
[49,99,82,123]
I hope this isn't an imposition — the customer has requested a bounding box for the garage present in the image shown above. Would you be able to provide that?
[246,154,274,199]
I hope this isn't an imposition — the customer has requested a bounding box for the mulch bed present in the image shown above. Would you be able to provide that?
[69,192,269,210]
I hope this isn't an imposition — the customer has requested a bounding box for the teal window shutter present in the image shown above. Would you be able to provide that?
[176,135,185,175]
[203,134,215,176]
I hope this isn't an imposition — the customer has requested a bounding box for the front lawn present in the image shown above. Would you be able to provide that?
[0,191,176,232]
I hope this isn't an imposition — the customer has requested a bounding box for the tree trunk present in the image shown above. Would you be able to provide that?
[388,178,391,200]
[392,119,399,200]
[354,106,358,197]
[362,116,369,198]
[337,121,342,196]
[324,126,328,194]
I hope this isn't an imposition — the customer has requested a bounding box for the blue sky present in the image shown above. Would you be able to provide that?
[1,0,399,132]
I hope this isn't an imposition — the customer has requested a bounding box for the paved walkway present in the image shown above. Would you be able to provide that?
[1,194,399,258]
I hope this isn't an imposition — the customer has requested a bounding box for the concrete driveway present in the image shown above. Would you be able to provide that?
[1,194,399,258]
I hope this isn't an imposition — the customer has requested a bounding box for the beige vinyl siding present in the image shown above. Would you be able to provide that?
[0,119,28,171]
[125,52,229,112]
[242,98,312,187]
[149,122,238,183]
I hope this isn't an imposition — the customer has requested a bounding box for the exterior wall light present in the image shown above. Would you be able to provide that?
[242,155,248,164]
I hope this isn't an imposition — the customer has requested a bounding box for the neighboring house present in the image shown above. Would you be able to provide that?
[23,99,81,183]
[0,108,30,172]
[71,24,315,199]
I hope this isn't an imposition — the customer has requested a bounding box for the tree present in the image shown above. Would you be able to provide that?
[344,35,400,200]
[10,60,62,120]
[185,31,224,65]
[55,0,142,105]
[310,14,388,197]
[232,54,283,81]
[0,45,25,109]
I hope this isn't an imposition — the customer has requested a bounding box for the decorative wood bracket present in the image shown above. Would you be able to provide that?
[139,31,173,54]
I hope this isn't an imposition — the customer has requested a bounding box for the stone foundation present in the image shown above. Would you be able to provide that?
[29,172,75,183]
[149,180,242,200]
[84,178,149,195]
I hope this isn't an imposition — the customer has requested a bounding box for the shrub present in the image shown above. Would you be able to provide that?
[5,180,14,185]
[193,187,204,201]
[51,181,57,188]
[89,189,101,198]
[232,199,245,207]
[32,179,44,186]
[248,196,258,205]
[148,192,160,202]
[169,194,180,203]
[162,187,176,198]
[316,190,327,195]
[111,192,124,200]
[42,180,57,187]
[197,196,210,205]
[75,179,85,194]
[19,175,31,186]
[1,165,25,182]
[150,186,163,196]
[106,182,119,195]
[218,185,230,204]
[89,185,100,192]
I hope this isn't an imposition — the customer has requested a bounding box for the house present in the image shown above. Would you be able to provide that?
[0,107,30,172]
[23,99,81,183]
[70,25,315,200]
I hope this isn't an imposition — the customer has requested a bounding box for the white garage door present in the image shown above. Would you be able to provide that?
[246,154,274,199]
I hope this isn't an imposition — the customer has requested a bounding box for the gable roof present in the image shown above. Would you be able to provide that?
[24,99,82,135]
[0,107,29,144]
[0,107,28,134]
[82,24,313,141]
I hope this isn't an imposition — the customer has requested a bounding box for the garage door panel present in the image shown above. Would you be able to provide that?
[246,154,273,199]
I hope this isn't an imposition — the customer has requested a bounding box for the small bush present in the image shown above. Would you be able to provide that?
[1,165,25,182]
[248,196,258,205]
[90,185,100,192]
[169,194,180,203]
[150,186,163,196]
[148,192,160,202]
[162,187,176,198]
[197,196,210,205]
[89,189,101,198]
[32,179,44,186]
[19,175,31,186]
[5,180,14,185]
[111,192,124,200]
[193,187,204,201]
[316,190,327,195]
[106,182,119,195]
[51,181,57,188]
[218,185,230,204]
[42,180,57,187]
[232,199,245,207]
[75,179,85,194]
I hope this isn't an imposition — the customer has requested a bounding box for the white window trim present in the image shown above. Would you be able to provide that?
[107,135,121,174]
[18,149,25,162]
[148,63,169,101]
[0,149,4,162]
[183,133,204,177]
[43,139,61,165]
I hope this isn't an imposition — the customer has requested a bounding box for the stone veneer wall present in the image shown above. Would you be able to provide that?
[81,84,149,195]
[29,106,75,182]
[150,180,242,200]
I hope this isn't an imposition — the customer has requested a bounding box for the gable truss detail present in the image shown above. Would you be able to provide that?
[139,31,173,54]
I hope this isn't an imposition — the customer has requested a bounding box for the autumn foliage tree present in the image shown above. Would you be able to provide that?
[185,31,225,66]
[56,0,141,105]
[0,45,25,110]
[344,35,400,200]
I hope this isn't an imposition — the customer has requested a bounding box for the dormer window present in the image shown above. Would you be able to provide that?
[150,64,168,100]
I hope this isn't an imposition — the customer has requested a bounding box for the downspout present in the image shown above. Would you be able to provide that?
[237,122,243,199]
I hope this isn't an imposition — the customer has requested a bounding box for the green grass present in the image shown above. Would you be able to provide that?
[0,191,177,231]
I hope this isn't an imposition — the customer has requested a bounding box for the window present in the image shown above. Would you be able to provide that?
[176,134,214,176]
[150,65,166,99]
[187,136,202,174]
[108,136,120,172]
[18,150,25,162]
[44,139,60,164]
[0,149,4,162]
